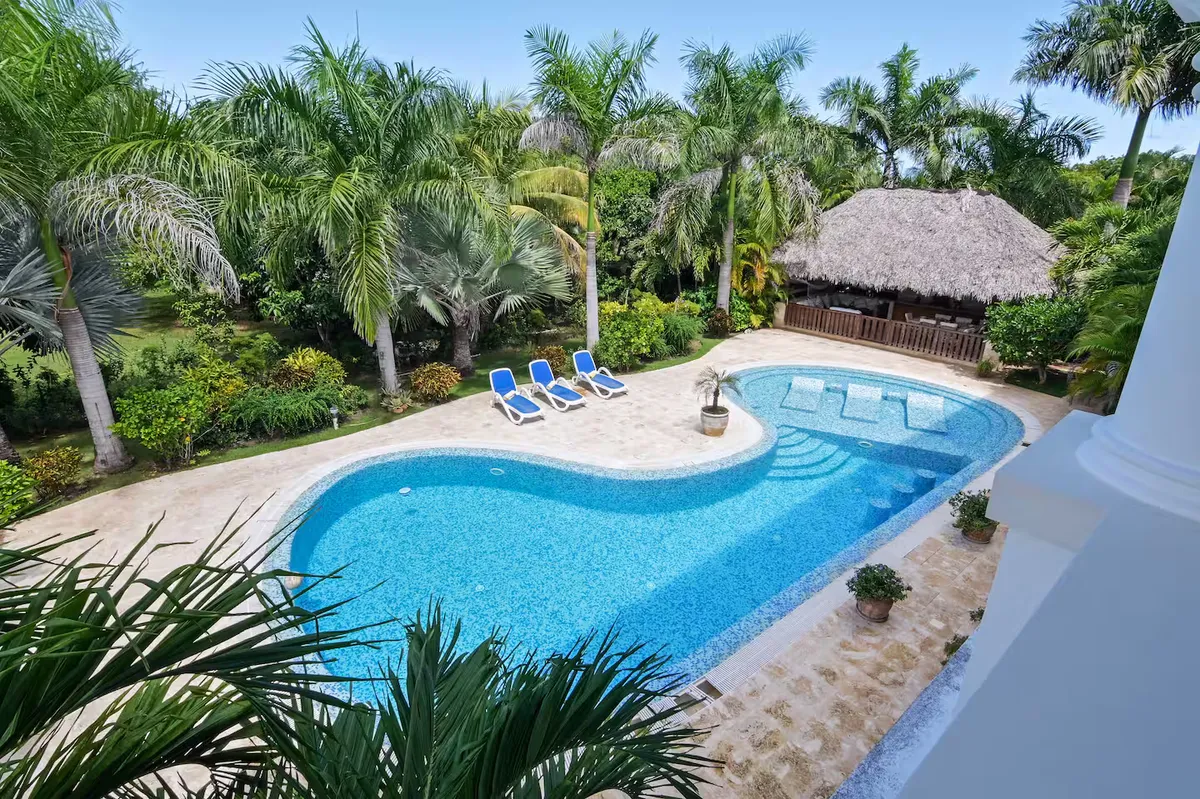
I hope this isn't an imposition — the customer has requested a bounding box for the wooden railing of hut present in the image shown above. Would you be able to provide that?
[782,303,986,364]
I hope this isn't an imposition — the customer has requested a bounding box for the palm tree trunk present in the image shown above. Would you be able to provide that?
[716,167,737,311]
[883,152,899,189]
[585,169,599,349]
[0,423,20,464]
[1113,106,1151,209]
[58,307,132,474]
[374,311,399,394]
[451,310,474,375]
[39,222,131,475]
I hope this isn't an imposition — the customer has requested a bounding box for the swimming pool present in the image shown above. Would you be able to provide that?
[284,366,1023,682]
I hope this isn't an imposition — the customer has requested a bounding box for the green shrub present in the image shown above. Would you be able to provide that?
[846,563,912,602]
[684,286,754,332]
[661,313,705,355]
[942,633,969,665]
[272,347,347,390]
[706,308,734,338]
[113,385,211,468]
[985,296,1086,383]
[0,367,85,438]
[24,446,82,499]
[338,384,370,410]
[975,358,997,378]
[0,461,36,526]
[228,333,283,382]
[949,490,995,533]
[531,345,570,377]
[410,363,461,403]
[182,359,247,410]
[224,385,342,438]
[594,301,666,370]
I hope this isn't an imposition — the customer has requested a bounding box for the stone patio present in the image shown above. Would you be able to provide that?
[7,329,1070,795]
[693,526,1006,799]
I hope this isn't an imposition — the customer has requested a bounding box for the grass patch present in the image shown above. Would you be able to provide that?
[1004,368,1071,398]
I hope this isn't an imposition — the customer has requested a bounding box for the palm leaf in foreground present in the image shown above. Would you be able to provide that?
[276,606,712,799]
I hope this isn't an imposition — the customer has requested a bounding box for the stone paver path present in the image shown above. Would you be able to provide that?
[694,526,1006,799]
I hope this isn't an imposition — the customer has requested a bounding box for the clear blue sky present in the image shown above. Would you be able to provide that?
[119,0,1200,160]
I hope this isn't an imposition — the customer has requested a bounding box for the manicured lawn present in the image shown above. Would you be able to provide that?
[1004,368,1071,398]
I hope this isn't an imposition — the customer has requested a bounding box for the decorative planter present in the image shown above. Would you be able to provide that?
[856,597,895,623]
[962,523,998,545]
[700,406,730,437]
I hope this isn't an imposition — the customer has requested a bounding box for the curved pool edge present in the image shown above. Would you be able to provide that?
[248,360,1038,700]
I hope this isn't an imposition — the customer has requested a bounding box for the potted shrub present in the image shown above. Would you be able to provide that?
[694,367,740,437]
[949,489,998,544]
[846,563,911,623]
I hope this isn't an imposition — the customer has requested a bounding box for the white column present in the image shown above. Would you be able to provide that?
[1076,141,1200,520]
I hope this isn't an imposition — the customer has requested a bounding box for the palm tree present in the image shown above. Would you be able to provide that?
[281,607,710,798]
[628,37,822,312]
[396,210,571,373]
[1,511,709,797]
[948,94,1102,225]
[0,235,140,464]
[1069,283,1155,412]
[205,23,478,394]
[0,0,243,473]
[821,44,978,188]
[1016,0,1200,208]
[521,27,670,347]
[453,85,590,272]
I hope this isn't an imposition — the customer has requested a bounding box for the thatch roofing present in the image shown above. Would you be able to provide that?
[774,188,1058,302]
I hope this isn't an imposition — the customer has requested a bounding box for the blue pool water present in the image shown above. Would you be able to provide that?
[285,367,1023,681]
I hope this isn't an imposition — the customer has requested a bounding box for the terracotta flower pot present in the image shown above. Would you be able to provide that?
[962,523,998,545]
[856,597,895,623]
[700,406,730,437]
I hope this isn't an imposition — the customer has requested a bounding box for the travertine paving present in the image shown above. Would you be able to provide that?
[7,329,1069,795]
[693,526,1005,799]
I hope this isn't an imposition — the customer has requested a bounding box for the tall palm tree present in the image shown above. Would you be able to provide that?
[821,44,978,189]
[205,23,479,394]
[453,85,590,272]
[948,93,1102,225]
[628,37,822,311]
[0,0,243,473]
[521,27,670,347]
[1016,0,1200,208]
[396,210,571,373]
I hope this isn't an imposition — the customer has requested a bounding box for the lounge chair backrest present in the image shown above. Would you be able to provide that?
[574,350,597,374]
[530,359,555,386]
[490,368,518,398]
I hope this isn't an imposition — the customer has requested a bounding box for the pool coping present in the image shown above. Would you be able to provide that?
[245,359,1043,704]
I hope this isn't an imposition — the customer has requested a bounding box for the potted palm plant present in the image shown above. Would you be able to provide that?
[695,367,741,436]
[846,563,912,623]
[949,489,998,544]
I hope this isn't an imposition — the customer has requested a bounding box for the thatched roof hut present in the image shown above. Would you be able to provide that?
[774,188,1058,302]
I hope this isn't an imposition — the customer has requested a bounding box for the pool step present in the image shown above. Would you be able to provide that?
[774,440,841,467]
[767,448,852,479]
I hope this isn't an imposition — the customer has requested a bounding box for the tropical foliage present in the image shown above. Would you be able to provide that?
[1017,0,1200,207]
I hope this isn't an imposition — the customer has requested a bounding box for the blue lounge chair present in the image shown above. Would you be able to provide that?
[529,359,587,412]
[489,368,544,425]
[572,350,628,399]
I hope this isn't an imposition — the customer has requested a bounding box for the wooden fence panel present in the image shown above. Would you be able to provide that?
[781,304,985,364]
